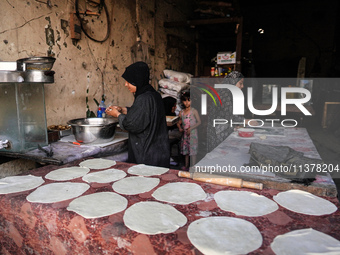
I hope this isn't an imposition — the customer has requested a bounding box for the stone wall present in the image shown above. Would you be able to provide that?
[0,0,195,126]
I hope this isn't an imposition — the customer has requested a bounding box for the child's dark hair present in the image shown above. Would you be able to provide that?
[180,90,190,101]
[180,90,190,108]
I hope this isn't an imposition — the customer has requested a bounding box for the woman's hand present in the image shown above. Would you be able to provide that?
[106,105,121,118]
[114,106,122,112]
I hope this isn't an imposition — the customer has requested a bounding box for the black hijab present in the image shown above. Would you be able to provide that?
[162,96,176,116]
[122,61,155,98]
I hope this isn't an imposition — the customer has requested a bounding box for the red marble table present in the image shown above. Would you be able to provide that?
[1,160,339,255]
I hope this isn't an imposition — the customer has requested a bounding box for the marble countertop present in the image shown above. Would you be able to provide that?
[0,132,128,165]
[196,127,338,197]
[0,160,340,254]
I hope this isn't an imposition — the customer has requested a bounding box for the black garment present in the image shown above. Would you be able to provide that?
[119,62,170,167]
[163,96,176,116]
[206,71,245,152]
[122,61,154,99]
[162,96,178,131]
[247,142,322,184]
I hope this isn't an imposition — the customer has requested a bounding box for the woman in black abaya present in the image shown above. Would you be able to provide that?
[106,62,170,167]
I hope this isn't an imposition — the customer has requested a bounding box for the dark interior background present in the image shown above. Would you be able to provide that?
[190,0,340,78]
[176,0,340,124]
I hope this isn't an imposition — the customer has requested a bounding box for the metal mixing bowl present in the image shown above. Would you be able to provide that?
[67,118,118,144]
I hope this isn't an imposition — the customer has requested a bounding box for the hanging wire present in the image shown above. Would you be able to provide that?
[75,0,111,43]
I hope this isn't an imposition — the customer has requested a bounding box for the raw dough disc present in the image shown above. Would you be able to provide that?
[67,192,128,219]
[127,164,169,176]
[152,182,206,205]
[187,216,262,255]
[112,176,160,195]
[273,189,337,216]
[45,166,90,181]
[0,175,44,194]
[271,228,340,255]
[79,158,116,169]
[123,201,187,235]
[27,182,90,203]
[214,190,279,217]
[82,169,126,183]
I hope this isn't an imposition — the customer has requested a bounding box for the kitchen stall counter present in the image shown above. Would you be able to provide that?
[1,160,340,254]
[0,131,128,165]
[196,127,338,197]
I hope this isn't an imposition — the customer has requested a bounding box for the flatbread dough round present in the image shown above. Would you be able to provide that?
[82,169,126,183]
[67,192,128,219]
[271,228,340,255]
[112,176,160,195]
[188,216,262,255]
[152,182,207,205]
[273,189,337,216]
[45,166,90,181]
[127,164,169,176]
[214,190,279,217]
[27,182,90,203]
[0,175,44,194]
[79,158,116,169]
[123,201,187,235]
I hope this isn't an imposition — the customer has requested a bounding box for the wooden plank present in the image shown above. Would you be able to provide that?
[164,17,242,28]
[69,13,81,40]
[199,1,232,7]
[211,171,337,197]
[322,102,340,128]
[297,57,306,79]
[235,17,243,71]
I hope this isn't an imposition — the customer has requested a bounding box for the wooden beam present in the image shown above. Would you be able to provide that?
[195,30,199,76]
[70,13,81,40]
[199,1,232,7]
[164,17,242,28]
[235,17,243,71]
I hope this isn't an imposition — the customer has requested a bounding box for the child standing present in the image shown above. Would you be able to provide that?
[177,91,201,170]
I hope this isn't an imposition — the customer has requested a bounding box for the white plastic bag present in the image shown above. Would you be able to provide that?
[158,79,189,92]
[163,70,193,84]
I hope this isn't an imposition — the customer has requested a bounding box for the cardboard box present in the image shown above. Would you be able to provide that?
[217,52,236,64]
[166,116,179,126]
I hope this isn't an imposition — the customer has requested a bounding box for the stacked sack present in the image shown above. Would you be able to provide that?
[159,69,193,114]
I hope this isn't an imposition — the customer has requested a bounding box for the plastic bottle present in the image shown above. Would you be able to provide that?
[214,63,219,76]
[97,107,102,118]
[98,101,106,117]
[211,67,215,76]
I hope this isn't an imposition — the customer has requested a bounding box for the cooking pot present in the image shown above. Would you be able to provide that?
[17,57,56,71]
[67,118,118,144]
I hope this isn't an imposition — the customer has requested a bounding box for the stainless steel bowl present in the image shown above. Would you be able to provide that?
[67,118,118,144]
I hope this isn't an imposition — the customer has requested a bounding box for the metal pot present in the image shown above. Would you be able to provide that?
[67,118,118,144]
[23,70,55,83]
[17,57,56,71]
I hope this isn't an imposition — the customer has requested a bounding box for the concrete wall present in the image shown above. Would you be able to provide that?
[0,0,195,126]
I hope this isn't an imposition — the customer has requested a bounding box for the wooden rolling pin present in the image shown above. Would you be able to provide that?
[178,171,263,190]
